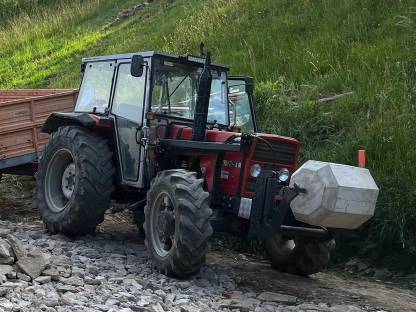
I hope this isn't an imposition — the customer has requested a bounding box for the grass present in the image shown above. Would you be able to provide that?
[0,0,142,88]
[0,0,54,22]
[164,0,416,271]
[0,0,415,270]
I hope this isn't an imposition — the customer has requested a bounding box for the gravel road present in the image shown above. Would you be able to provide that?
[0,176,414,312]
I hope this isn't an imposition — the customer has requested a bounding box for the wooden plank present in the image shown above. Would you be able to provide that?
[0,129,35,160]
[0,89,73,103]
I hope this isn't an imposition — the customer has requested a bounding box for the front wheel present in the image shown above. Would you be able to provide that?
[264,234,335,276]
[144,169,212,277]
[36,126,115,236]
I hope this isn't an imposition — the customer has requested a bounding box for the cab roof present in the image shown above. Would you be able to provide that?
[82,51,229,71]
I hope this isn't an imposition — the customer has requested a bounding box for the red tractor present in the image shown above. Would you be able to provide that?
[36,51,378,277]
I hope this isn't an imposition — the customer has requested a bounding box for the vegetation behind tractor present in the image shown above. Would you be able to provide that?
[35,51,379,277]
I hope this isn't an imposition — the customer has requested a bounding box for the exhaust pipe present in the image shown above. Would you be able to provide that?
[192,53,212,141]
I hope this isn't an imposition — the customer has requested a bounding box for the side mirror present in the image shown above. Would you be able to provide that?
[131,55,145,77]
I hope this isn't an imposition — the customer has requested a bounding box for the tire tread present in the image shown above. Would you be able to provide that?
[36,126,114,236]
[144,169,212,277]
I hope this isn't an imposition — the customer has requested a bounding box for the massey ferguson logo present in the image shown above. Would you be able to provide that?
[223,160,242,168]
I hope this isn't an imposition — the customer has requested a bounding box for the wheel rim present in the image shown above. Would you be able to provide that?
[150,191,176,257]
[44,148,76,213]
[61,163,76,199]
[268,234,296,257]
[280,238,296,255]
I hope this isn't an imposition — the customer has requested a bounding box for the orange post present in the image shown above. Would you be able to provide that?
[358,149,366,168]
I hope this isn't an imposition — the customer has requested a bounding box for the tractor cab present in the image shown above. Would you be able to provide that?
[71,52,256,189]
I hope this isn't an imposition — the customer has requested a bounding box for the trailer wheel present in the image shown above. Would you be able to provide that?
[144,169,212,277]
[264,234,335,276]
[36,126,114,236]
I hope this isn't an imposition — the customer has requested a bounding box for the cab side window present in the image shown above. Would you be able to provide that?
[75,61,115,114]
[112,63,146,123]
[228,80,255,133]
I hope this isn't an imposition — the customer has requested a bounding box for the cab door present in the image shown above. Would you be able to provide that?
[228,76,258,133]
[111,62,147,187]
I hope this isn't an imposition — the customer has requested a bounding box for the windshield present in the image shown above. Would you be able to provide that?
[151,59,229,125]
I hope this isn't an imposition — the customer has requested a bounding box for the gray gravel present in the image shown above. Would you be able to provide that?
[0,219,384,312]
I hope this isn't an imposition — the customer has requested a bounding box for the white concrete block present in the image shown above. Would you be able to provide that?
[289,160,379,229]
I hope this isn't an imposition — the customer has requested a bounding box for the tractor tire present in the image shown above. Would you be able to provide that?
[264,234,335,276]
[144,169,212,277]
[36,126,115,236]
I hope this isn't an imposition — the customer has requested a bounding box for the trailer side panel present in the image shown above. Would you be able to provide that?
[0,89,78,170]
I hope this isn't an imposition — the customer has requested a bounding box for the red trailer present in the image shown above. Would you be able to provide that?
[0,89,78,176]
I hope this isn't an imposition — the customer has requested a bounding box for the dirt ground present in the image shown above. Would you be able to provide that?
[207,252,416,312]
[0,175,415,312]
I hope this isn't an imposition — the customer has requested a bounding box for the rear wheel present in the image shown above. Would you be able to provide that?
[264,234,335,276]
[144,169,212,277]
[36,126,115,236]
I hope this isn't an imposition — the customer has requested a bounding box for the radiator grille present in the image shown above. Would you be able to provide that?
[253,140,297,165]
[246,140,297,193]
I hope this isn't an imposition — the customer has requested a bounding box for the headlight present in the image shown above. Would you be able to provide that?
[250,164,262,178]
[278,168,290,182]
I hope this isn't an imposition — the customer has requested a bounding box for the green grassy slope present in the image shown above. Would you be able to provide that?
[0,0,415,270]
[0,0,53,22]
